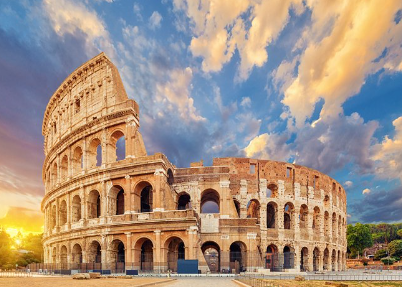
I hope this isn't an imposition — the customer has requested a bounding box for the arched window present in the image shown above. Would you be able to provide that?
[140,185,153,212]
[266,202,277,228]
[246,199,260,223]
[177,192,191,210]
[299,204,308,229]
[59,200,67,225]
[51,205,56,229]
[332,213,337,238]
[116,188,125,215]
[324,211,330,236]
[52,162,58,186]
[201,189,220,214]
[72,195,82,222]
[313,207,321,231]
[89,138,102,168]
[73,146,83,174]
[110,130,125,162]
[88,190,101,218]
[267,184,278,198]
[60,155,68,181]
[284,203,294,230]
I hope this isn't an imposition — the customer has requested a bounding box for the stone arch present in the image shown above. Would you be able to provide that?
[52,246,56,263]
[89,138,102,168]
[266,244,278,271]
[87,240,102,264]
[324,211,330,237]
[234,199,241,218]
[52,162,57,186]
[230,241,247,273]
[284,202,294,229]
[332,212,337,238]
[72,146,83,174]
[331,249,336,271]
[60,245,67,267]
[110,130,125,162]
[164,236,185,272]
[323,248,329,271]
[88,190,101,218]
[133,181,153,213]
[266,202,277,228]
[267,183,278,198]
[135,237,154,271]
[201,241,220,273]
[60,155,68,181]
[299,204,308,229]
[337,250,341,271]
[201,189,220,214]
[313,206,321,232]
[283,245,294,269]
[72,243,83,264]
[50,205,56,229]
[109,239,125,272]
[72,195,82,222]
[167,169,174,185]
[109,185,125,215]
[59,200,67,226]
[246,199,260,223]
[313,247,320,271]
[300,247,309,271]
[324,194,330,208]
[338,215,342,237]
[177,192,191,210]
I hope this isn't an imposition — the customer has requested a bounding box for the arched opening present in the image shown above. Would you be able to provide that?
[267,183,278,198]
[166,237,185,272]
[140,239,153,271]
[332,213,337,238]
[337,250,341,271]
[110,130,125,162]
[234,199,241,218]
[88,190,101,218]
[51,205,56,229]
[331,249,336,271]
[284,203,294,229]
[324,195,330,208]
[73,146,83,174]
[60,245,67,268]
[323,248,329,271]
[266,202,277,228]
[52,247,56,263]
[72,195,82,222]
[88,241,102,264]
[338,215,342,237]
[266,244,278,271]
[202,241,220,273]
[60,155,68,181]
[230,241,246,273]
[177,192,191,210]
[52,162,58,186]
[89,138,102,168]
[110,239,125,273]
[59,200,67,226]
[324,211,330,237]
[313,247,320,271]
[313,206,321,232]
[246,199,260,223]
[72,244,83,264]
[300,247,309,271]
[283,246,294,269]
[116,189,125,215]
[299,204,308,229]
[167,169,174,185]
[141,185,153,212]
[201,189,220,214]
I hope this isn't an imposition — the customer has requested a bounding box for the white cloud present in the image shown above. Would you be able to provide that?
[344,180,353,188]
[244,133,291,161]
[363,188,371,195]
[240,97,251,108]
[149,11,162,30]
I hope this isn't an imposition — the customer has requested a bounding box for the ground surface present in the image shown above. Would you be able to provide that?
[255,280,402,287]
[0,276,171,287]
[163,277,238,286]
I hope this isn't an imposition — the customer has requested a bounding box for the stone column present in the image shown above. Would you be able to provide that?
[125,175,131,214]
[308,248,314,272]
[154,230,162,272]
[220,180,230,216]
[125,232,132,263]
[294,246,300,272]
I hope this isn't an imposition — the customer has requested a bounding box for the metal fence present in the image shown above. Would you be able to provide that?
[0,270,32,277]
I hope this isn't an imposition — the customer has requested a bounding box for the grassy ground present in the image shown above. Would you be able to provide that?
[0,276,173,287]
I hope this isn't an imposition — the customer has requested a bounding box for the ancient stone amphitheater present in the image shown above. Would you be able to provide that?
[41,53,347,274]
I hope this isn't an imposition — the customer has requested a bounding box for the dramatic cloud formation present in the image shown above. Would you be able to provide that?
[0,207,43,234]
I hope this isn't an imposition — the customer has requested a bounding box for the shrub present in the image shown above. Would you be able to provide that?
[374,249,388,260]
[381,257,396,265]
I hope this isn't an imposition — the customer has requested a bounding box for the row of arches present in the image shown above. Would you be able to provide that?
[45,130,126,189]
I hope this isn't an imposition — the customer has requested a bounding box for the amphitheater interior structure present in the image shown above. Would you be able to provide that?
[41,53,347,274]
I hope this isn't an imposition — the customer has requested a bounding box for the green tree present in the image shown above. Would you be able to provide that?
[22,233,43,263]
[347,223,373,258]
[397,229,402,239]
[388,240,402,259]
[374,249,387,260]
[0,230,11,267]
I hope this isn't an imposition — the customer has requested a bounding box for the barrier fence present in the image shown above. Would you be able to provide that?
[0,270,32,277]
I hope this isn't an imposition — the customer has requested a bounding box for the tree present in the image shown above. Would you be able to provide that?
[22,233,43,263]
[374,249,387,260]
[388,240,402,259]
[347,223,373,258]
[0,230,11,267]
[397,229,402,239]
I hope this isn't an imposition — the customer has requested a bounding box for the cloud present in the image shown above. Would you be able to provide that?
[371,116,402,182]
[362,188,371,195]
[174,0,303,80]
[344,180,353,188]
[0,206,43,233]
[351,186,402,223]
[149,11,162,30]
[244,132,291,161]
[282,1,402,128]
[240,97,251,108]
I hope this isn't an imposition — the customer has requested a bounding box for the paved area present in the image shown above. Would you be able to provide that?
[165,277,239,286]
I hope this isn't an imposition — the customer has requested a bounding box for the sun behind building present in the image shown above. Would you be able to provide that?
[40,53,347,273]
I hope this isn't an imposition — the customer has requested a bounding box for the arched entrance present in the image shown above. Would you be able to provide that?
[266,245,278,271]
[177,192,191,210]
[331,249,336,271]
[202,241,220,273]
[300,247,309,271]
[110,239,125,273]
[313,247,320,271]
[72,244,83,265]
[284,203,294,229]
[266,202,277,228]
[283,246,294,269]
[165,237,185,272]
[201,189,220,213]
[323,248,329,271]
[88,241,102,264]
[229,241,246,273]
[141,239,154,271]
[60,245,67,269]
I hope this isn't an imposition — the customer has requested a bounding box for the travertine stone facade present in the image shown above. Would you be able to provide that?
[42,53,347,273]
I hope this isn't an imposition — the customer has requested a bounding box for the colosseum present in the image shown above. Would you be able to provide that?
[41,53,347,274]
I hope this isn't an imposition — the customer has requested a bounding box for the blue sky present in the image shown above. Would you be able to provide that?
[0,0,401,229]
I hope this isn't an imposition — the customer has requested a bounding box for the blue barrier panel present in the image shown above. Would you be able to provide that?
[126,270,138,275]
[177,259,198,274]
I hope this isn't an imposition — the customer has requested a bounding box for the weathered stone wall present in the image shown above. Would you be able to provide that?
[42,53,347,273]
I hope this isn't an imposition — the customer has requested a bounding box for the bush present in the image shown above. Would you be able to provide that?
[381,257,396,265]
[361,258,369,266]
[374,249,388,260]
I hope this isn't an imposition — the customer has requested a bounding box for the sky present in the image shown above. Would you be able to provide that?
[0,0,402,234]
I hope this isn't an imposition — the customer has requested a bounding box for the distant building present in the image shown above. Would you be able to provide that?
[41,53,347,273]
